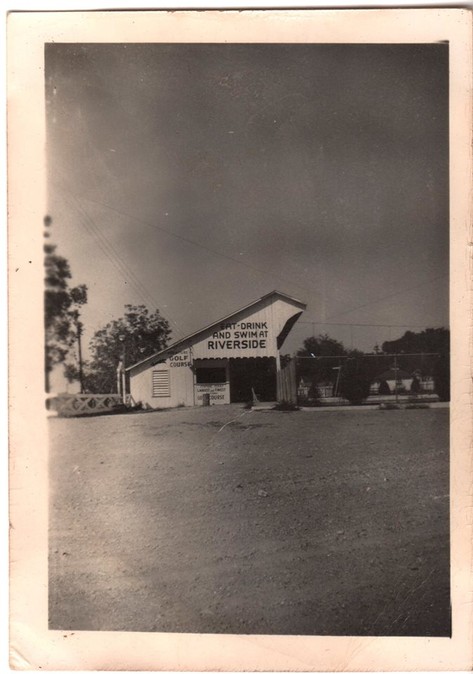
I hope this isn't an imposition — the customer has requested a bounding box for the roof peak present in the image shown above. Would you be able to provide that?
[127,290,306,372]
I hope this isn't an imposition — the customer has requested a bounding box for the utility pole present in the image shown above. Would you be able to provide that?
[116,361,122,397]
[119,334,127,404]
[71,309,84,394]
[333,365,342,398]
[122,345,127,405]
[394,353,398,404]
[77,318,84,394]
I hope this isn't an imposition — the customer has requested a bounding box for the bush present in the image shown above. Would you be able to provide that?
[339,359,372,405]
[301,398,323,407]
[434,354,450,401]
[308,380,320,401]
[273,400,300,411]
[410,376,421,394]
[378,380,391,396]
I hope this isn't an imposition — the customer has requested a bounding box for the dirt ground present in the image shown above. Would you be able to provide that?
[49,405,450,636]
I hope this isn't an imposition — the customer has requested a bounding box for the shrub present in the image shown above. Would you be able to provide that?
[301,398,323,407]
[273,400,300,411]
[434,354,450,401]
[410,376,421,394]
[378,380,391,396]
[339,359,372,405]
[308,380,321,401]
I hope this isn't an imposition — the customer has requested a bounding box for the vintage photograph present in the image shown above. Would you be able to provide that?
[7,7,473,671]
[45,40,451,636]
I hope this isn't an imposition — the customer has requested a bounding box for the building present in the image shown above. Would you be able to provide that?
[375,368,414,394]
[127,290,306,408]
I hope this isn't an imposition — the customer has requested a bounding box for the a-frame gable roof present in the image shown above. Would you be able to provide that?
[127,290,306,373]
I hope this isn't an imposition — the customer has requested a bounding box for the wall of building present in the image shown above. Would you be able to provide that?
[190,295,301,360]
[131,349,194,408]
[130,294,305,409]
[130,352,233,409]
[194,359,230,405]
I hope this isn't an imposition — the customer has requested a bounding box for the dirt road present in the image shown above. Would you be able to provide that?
[49,405,450,635]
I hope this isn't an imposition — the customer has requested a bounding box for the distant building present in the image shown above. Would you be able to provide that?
[375,368,413,393]
[297,376,312,399]
[127,291,306,408]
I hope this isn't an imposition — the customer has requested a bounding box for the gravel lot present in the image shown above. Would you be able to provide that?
[49,405,450,635]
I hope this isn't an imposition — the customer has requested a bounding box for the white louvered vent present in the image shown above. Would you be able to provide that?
[152,370,170,397]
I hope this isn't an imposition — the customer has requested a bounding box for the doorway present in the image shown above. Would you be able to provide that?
[229,357,277,403]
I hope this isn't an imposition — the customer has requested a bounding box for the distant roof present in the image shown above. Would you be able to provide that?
[376,368,412,381]
[298,376,312,384]
[127,290,306,373]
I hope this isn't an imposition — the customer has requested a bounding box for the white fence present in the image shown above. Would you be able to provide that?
[49,393,134,417]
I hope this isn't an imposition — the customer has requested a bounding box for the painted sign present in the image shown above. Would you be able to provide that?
[195,383,230,404]
[169,349,191,368]
[206,321,269,351]
[173,298,304,360]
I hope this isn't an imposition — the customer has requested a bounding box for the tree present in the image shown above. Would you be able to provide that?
[296,334,347,385]
[85,305,172,393]
[44,217,88,391]
[382,327,449,355]
[295,333,369,397]
[297,334,347,360]
[382,327,450,397]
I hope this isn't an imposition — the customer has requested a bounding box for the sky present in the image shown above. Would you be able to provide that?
[45,42,449,359]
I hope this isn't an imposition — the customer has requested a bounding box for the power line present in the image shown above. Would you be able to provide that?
[325,274,448,321]
[64,194,186,338]
[80,194,448,321]
[68,194,158,307]
[59,185,175,316]
[56,185,448,326]
[297,352,442,359]
[62,192,325,299]
[297,321,446,329]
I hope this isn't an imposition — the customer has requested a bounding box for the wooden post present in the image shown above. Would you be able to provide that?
[290,358,297,404]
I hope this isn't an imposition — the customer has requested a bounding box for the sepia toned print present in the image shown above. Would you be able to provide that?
[46,38,450,636]
[8,8,472,671]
